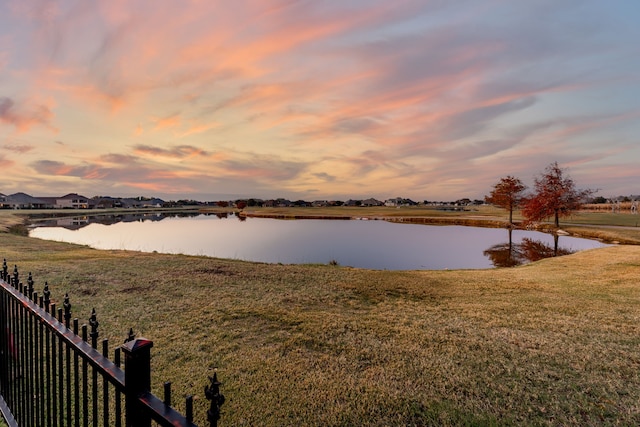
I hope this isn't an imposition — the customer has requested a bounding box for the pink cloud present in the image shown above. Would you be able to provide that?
[3,143,34,153]
[15,1,427,116]
[0,154,15,168]
[133,144,209,159]
[33,160,111,179]
[0,97,56,133]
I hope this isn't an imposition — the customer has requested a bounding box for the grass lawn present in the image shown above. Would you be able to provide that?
[1,207,640,425]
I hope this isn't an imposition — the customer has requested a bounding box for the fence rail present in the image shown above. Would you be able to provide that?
[0,260,224,426]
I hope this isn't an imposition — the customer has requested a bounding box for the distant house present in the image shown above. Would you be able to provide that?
[141,198,164,208]
[5,192,49,209]
[36,197,58,207]
[361,198,383,207]
[94,197,124,209]
[384,197,417,207]
[384,197,404,207]
[120,198,144,209]
[55,193,90,209]
[275,199,292,207]
[34,193,100,209]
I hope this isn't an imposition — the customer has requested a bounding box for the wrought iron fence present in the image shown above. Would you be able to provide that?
[0,260,224,426]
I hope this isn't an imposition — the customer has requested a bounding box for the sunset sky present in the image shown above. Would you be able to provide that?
[1,0,639,202]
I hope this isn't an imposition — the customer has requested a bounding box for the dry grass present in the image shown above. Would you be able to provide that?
[583,202,638,213]
[237,204,509,220]
[0,211,27,233]
[2,225,640,425]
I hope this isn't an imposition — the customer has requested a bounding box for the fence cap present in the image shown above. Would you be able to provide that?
[122,337,154,353]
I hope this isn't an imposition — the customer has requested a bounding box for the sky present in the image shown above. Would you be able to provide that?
[1,0,639,202]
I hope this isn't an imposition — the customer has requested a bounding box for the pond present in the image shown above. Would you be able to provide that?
[28,212,609,270]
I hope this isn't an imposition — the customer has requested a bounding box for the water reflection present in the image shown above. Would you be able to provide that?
[29,215,608,270]
[31,212,205,230]
[483,229,576,268]
[31,211,251,230]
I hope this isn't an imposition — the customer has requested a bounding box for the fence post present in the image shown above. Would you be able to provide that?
[122,337,154,427]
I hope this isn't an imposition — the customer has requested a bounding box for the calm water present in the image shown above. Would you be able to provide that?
[28,213,609,270]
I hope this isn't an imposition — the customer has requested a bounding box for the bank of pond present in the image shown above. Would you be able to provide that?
[28,212,609,270]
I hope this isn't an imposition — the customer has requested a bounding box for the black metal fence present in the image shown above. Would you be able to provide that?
[0,260,224,426]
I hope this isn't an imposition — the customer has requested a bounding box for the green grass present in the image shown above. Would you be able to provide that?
[565,211,640,227]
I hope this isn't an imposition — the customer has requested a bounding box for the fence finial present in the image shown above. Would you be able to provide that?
[43,281,51,310]
[205,369,225,427]
[124,328,135,343]
[13,264,18,287]
[89,308,99,346]
[27,272,34,297]
[63,293,72,328]
[2,258,7,280]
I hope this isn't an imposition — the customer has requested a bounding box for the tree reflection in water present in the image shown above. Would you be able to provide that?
[483,229,575,268]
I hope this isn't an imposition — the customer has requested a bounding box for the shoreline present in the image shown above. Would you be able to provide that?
[3,205,640,245]
[235,209,639,244]
[237,209,511,228]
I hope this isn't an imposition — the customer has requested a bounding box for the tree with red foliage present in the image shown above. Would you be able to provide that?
[485,175,527,225]
[522,162,594,227]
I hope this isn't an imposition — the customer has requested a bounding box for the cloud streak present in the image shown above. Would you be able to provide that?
[0,97,55,133]
[133,144,209,159]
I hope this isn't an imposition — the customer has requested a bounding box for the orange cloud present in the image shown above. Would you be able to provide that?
[33,160,76,175]
[152,113,181,130]
[177,122,219,137]
[0,97,56,133]
[0,154,15,168]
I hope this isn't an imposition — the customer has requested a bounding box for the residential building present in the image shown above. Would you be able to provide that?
[361,198,383,207]
[4,192,49,209]
[56,193,90,209]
